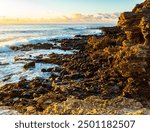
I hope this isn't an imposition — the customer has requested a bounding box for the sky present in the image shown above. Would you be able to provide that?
[0,0,144,24]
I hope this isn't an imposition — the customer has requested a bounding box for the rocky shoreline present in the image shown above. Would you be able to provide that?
[0,0,150,115]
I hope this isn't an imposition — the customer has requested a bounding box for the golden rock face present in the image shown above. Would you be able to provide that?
[88,0,150,98]
[115,0,150,97]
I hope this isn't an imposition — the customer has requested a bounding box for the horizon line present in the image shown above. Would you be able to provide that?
[0,22,117,25]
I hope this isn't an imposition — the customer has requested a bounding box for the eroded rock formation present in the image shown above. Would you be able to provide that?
[88,0,150,98]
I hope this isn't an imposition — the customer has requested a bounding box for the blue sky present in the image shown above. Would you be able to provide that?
[42,0,144,14]
[0,0,144,23]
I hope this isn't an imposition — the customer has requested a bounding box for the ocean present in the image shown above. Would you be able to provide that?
[0,24,114,86]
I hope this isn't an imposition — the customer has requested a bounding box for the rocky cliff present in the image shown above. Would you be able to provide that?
[115,0,150,98]
[88,0,150,98]
[118,0,150,45]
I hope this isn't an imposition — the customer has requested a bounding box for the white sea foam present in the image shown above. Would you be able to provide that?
[0,48,76,86]
[0,24,102,48]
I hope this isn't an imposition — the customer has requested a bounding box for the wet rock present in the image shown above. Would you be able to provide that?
[41,68,47,72]
[22,92,33,99]
[64,73,84,80]
[41,68,54,73]
[0,62,9,65]
[36,87,48,94]
[50,73,59,79]
[47,68,53,72]
[34,77,44,81]
[60,69,69,77]
[2,76,12,82]
[0,91,8,100]
[11,43,56,51]
[23,62,35,69]
[17,80,29,88]
[41,67,61,73]
[52,67,62,73]
[101,26,121,35]
[10,89,22,98]
[37,54,70,65]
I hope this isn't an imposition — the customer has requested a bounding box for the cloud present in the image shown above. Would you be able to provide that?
[97,13,120,20]
[0,12,120,24]
[72,13,94,20]
[59,13,120,23]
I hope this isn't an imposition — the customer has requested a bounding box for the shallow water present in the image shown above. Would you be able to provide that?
[0,48,76,86]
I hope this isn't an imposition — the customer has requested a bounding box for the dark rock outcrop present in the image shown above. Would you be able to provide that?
[23,62,35,69]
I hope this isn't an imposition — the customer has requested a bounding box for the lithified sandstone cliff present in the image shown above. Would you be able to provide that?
[116,0,150,97]
[89,0,150,98]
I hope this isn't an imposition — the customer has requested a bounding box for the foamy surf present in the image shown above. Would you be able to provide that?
[0,24,104,86]
[0,24,102,51]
